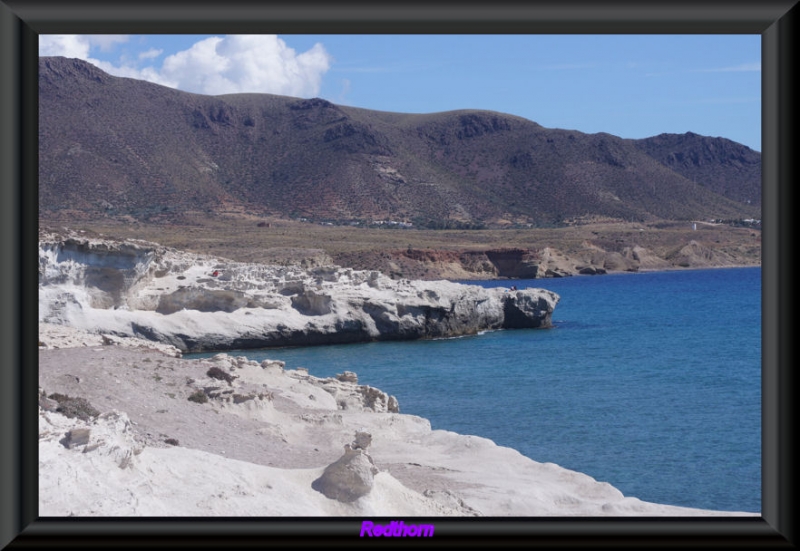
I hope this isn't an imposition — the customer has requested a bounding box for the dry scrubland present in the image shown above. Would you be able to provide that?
[41,213,761,277]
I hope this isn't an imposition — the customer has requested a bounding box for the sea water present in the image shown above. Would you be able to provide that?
[186,267,761,513]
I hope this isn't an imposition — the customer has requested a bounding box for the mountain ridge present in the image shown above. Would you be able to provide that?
[39,56,761,227]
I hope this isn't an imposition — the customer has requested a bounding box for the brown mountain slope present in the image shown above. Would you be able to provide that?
[39,56,760,227]
[632,132,761,207]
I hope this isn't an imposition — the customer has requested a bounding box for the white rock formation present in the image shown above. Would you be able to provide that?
[36,232,758,519]
[312,443,380,502]
[38,340,758,517]
[38,229,559,352]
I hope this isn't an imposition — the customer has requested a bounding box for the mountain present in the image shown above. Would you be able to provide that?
[38,56,761,227]
[632,132,761,208]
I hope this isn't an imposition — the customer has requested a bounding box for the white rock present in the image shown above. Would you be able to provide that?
[38,345,759,518]
[38,229,559,353]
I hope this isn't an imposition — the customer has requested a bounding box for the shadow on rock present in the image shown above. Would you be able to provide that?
[311,431,378,503]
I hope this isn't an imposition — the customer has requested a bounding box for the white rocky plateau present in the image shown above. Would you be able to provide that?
[38,229,757,517]
[38,228,559,352]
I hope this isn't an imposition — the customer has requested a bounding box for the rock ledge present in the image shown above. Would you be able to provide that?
[39,229,559,352]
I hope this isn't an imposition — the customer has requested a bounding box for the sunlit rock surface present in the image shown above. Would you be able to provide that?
[39,229,559,352]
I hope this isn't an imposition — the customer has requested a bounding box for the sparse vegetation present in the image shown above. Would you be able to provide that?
[54,213,760,276]
[37,62,761,280]
[207,366,236,384]
[40,57,759,233]
[411,217,487,230]
[232,393,255,404]
[188,390,208,404]
[48,393,100,421]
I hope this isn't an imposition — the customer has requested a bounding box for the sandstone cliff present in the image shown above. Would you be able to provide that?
[331,233,757,281]
[39,229,559,353]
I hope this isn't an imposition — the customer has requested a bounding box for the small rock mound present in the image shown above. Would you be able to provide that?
[311,431,379,502]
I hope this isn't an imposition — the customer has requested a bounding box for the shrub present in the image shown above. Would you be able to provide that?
[232,393,255,404]
[206,366,235,384]
[48,393,100,421]
[188,390,208,404]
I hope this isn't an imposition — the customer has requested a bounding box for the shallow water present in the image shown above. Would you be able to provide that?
[187,267,761,513]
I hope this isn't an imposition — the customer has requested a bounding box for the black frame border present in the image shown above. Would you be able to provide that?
[1,1,796,548]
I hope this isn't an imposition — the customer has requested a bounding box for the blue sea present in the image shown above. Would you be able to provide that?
[186,267,761,513]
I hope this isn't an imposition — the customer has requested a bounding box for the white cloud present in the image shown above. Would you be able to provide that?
[138,48,163,61]
[86,35,130,52]
[39,34,130,58]
[39,34,332,98]
[158,35,331,96]
[39,35,92,59]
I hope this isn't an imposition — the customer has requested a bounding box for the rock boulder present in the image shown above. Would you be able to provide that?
[312,443,380,502]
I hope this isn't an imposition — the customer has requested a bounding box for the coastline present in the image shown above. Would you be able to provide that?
[632,262,761,274]
[449,264,762,288]
[41,217,762,283]
[427,258,762,283]
[38,324,759,517]
[37,228,560,354]
[37,230,761,516]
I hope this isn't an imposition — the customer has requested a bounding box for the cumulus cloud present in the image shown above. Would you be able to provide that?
[39,34,332,97]
[39,35,93,59]
[39,35,130,58]
[158,35,331,96]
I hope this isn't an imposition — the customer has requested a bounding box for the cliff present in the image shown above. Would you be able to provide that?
[38,228,559,353]
[330,230,760,281]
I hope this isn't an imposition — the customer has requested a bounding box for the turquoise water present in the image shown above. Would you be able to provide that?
[186,267,761,513]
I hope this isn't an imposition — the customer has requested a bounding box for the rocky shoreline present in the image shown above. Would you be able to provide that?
[38,228,559,353]
[332,238,761,281]
[37,323,757,517]
[37,228,760,517]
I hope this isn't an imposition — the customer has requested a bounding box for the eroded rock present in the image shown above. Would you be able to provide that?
[38,229,559,353]
[312,435,380,502]
[63,428,91,449]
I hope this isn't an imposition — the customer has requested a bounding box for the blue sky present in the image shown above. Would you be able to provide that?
[40,34,761,151]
